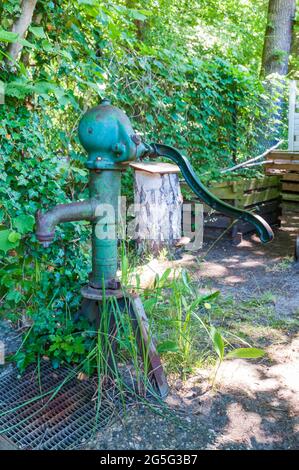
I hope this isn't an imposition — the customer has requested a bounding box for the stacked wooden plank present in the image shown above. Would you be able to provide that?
[265,149,299,236]
[266,150,299,205]
[266,150,299,176]
[181,176,281,243]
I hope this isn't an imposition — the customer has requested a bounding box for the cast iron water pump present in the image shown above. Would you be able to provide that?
[36,99,273,397]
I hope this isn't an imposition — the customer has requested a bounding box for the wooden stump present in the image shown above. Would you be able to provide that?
[130,162,183,253]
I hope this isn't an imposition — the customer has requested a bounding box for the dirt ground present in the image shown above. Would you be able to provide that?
[89,224,299,450]
[0,222,298,450]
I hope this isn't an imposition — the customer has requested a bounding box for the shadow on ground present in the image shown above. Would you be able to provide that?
[89,334,299,450]
[89,224,299,450]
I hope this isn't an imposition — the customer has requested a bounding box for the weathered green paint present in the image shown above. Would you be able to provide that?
[36,100,151,287]
[89,170,121,288]
[78,99,148,170]
[36,199,95,243]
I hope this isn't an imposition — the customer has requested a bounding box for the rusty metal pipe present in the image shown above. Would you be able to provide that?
[36,199,97,246]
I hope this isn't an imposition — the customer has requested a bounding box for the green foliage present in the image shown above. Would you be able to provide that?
[14,314,93,371]
[140,269,264,377]
[0,0,289,371]
[0,1,283,177]
[210,325,225,361]
[0,102,91,322]
[225,347,265,359]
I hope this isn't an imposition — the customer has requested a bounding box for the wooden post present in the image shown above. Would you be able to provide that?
[288,80,297,151]
[130,162,183,253]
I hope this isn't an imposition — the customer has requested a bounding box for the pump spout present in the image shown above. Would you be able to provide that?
[36,200,96,245]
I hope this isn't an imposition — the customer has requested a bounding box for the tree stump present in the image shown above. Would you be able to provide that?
[130,162,183,253]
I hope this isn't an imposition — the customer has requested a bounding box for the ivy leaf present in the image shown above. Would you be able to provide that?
[0,229,20,253]
[129,9,148,21]
[13,214,35,234]
[78,0,98,5]
[29,26,46,39]
[6,289,22,304]
[8,231,21,243]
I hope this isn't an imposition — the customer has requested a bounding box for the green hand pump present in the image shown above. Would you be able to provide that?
[36,99,273,398]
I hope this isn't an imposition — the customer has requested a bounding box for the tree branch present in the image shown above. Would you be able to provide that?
[6,0,38,64]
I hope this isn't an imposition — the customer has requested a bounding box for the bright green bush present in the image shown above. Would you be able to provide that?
[0,104,90,325]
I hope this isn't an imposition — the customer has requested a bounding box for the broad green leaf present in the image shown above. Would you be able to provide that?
[78,0,98,5]
[0,30,18,43]
[71,167,88,177]
[13,214,35,234]
[225,348,265,360]
[41,39,52,52]
[18,37,35,48]
[8,231,21,243]
[157,340,179,354]
[6,289,22,303]
[5,81,34,99]
[129,9,147,21]
[210,326,224,360]
[158,267,172,286]
[0,229,20,253]
[29,26,46,39]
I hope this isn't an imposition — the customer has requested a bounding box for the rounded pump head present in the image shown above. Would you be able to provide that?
[78,99,149,169]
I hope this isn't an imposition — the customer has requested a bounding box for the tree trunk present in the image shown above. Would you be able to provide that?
[6,0,38,65]
[131,163,183,254]
[126,0,147,40]
[261,0,296,77]
[289,11,299,74]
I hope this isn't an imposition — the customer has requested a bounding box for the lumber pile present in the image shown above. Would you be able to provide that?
[266,150,299,204]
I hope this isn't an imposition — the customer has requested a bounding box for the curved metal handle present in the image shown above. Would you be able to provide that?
[148,143,274,244]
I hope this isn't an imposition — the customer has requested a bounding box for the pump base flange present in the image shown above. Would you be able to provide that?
[81,284,124,300]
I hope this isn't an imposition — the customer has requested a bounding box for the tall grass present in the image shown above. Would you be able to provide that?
[140,267,264,381]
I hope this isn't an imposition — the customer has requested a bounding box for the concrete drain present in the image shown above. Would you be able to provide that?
[0,361,118,450]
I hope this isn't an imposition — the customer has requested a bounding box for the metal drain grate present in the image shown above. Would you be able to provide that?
[0,361,119,450]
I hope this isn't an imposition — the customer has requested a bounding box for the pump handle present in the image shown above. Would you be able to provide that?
[146,143,273,244]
